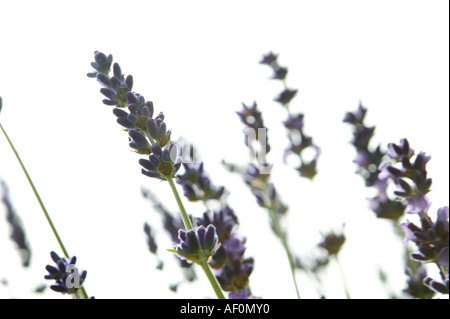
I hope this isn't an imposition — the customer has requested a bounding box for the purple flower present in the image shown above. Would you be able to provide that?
[405,194,431,218]
[170,225,220,265]
[404,265,436,298]
[274,88,297,106]
[378,162,405,181]
[196,206,238,242]
[344,104,386,187]
[128,129,151,154]
[272,67,288,80]
[438,247,449,268]
[236,102,271,158]
[284,114,304,131]
[215,258,254,293]
[401,204,449,269]
[147,115,171,146]
[259,52,278,65]
[387,138,413,161]
[400,220,418,246]
[222,234,247,258]
[367,180,405,220]
[423,275,449,295]
[177,162,225,202]
[44,251,87,295]
[437,206,449,233]
[412,152,431,172]
[139,144,182,180]
[353,151,370,168]
[87,51,113,78]
[229,288,260,299]
[343,103,367,125]
[258,53,321,180]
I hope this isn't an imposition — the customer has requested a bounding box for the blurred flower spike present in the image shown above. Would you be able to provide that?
[318,229,346,256]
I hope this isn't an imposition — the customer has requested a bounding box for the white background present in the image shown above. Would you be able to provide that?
[0,1,448,299]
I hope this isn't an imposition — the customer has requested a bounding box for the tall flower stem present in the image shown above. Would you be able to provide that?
[165,175,194,231]
[1,122,89,300]
[334,254,351,299]
[199,260,226,300]
[165,175,226,299]
[268,207,301,299]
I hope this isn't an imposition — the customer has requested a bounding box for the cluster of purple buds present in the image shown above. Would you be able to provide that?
[344,104,405,220]
[379,139,449,294]
[44,251,87,295]
[88,51,180,180]
[176,163,225,202]
[169,225,220,265]
[401,207,449,294]
[378,139,432,200]
[139,144,181,180]
[343,104,385,186]
[87,52,131,108]
[235,102,287,216]
[196,207,254,294]
[260,52,320,180]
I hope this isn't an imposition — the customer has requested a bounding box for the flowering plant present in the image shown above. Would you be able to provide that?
[0,47,448,300]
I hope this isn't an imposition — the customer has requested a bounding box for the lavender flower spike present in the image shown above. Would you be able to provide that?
[259,52,320,179]
[44,251,87,296]
[169,225,221,265]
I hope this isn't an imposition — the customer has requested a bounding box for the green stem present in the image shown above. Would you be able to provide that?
[268,207,301,299]
[165,175,226,299]
[334,254,351,299]
[1,122,89,300]
[165,175,194,230]
[199,260,226,299]
[1,123,69,257]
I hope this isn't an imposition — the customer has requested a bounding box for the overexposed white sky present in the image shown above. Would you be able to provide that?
[0,1,448,299]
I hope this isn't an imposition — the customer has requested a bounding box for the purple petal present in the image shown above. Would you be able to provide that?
[405,195,431,218]
[438,247,449,267]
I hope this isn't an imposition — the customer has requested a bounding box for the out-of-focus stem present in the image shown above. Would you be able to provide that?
[1,122,89,300]
[268,207,301,299]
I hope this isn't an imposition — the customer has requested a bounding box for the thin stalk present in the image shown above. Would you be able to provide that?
[268,207,301,299]
[165,175,226,299]
[199,260,226,299]
[1,123,69,257]
[334,254,351,299]
[165,175,194,230]
[1,122,89,299]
